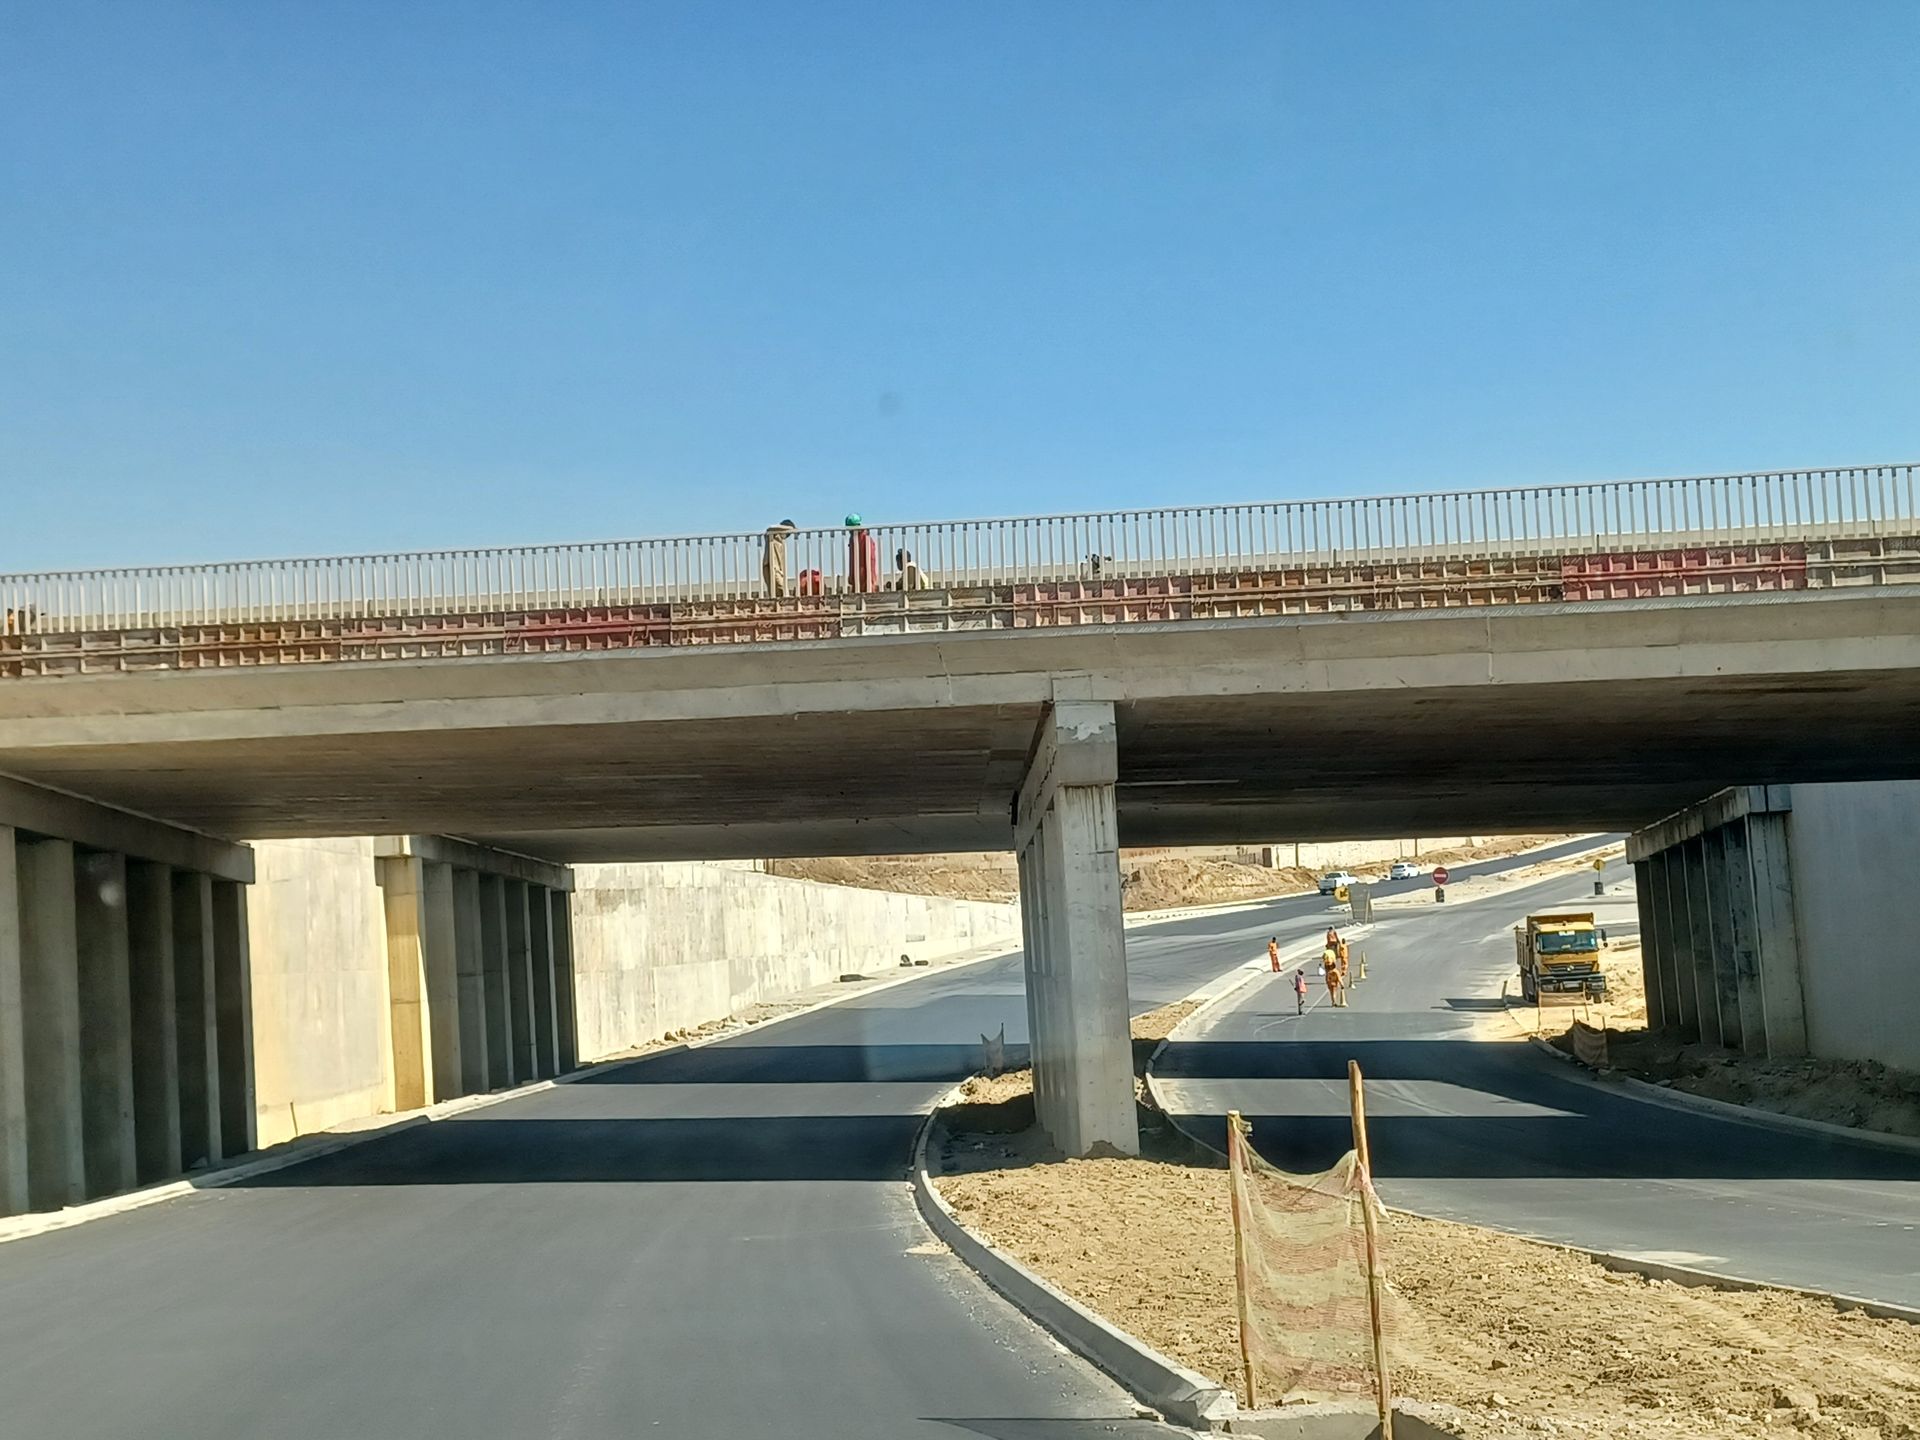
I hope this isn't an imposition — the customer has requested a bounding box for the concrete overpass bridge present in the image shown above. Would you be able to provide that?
[3,461,1919,1160]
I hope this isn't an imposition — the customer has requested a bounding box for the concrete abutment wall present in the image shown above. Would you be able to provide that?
[1628,781,1920,1070]
[565,860,1019,1061]
[0,780,254,1216]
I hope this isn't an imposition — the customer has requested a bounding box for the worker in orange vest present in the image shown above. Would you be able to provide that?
[1267,937,1281,972]
[1322,946,1346,1007]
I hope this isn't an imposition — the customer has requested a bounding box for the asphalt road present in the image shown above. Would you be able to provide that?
[0,837,1612,1439]
[1154,858,1920,1310]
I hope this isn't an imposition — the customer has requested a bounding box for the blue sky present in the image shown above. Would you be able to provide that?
[3,2,1917,569]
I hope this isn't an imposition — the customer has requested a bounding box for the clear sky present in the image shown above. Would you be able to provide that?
[4,2,1917,570]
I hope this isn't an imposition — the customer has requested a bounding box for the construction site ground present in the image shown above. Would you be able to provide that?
[773,835,1584,913]
[932,1014,1920,1440]
[1517,938,1920,1144]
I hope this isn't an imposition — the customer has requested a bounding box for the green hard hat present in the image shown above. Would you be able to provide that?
[844,513,862,526]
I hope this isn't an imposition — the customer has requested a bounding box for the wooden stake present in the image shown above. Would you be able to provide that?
[1225,1110,1259,1410]
[1348,1061,1393,1440]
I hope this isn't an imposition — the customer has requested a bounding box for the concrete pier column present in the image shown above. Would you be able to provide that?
[171,871,222,1168]
[1717,821,1769,1058]
[377,856,432,1111]
[451,868,490,1095]
[1700,832,1743,1052]
[548,890,577,1074]
[0,828,28,1215]
[1747,812,1808,1057]
[478,874,513,1088]
[74,851,137,1198]
[504,881,536,1084]
[211,879,255,1158]
[421,862,461,1101]
[1660,851,1700,1041]
[126,861,182,1185]
[1630,859,1668,1032]
[1015,840,1056,1126]
[19,839,83,1210]
[528,886,558,1080]
[1681,838,1722,1046]
[1013,701,1135,1158]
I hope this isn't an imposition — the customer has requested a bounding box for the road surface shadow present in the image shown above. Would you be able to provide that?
[232,1111,929,1186]
[1158,1038,1920,1182]
[574,1041,1023,1086]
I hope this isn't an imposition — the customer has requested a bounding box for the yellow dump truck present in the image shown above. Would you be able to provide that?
[1514,910,1608,1004]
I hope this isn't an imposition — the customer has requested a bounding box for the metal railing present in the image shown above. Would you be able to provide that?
[3,463,1915,633]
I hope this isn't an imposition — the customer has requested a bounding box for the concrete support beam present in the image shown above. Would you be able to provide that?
[0,828,28,1215]
[504,881,536,1084]
[1700,831,1744,1053]
[0,775,253,884]
[421,861,461,1102]
[211,879,255,1157]
[126,860,182,1185]
[1013,702,1135,1158]
[171,871,222,1169]
[477,874,512,1089]
[1748,812,1808,1057]
[451,868,490,1095]
[1681,838,1722,1047]
[1626,785,1793,863]
[74,850,137,1198]
[19,838,83,1210]
[372,835,572,893]
[1718,820,1769,1058]
[1631,859,1668,1032]
[377,855,432,1112]
[548,889,576,1074]
[528,886,558,1080]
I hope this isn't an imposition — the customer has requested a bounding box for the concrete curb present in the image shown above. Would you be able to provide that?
[1519,1027,1920,1159]
[909,1099,1238,1432]
[1150,985,1920,1329]
[903,935,1365,1432]
[0,935,1024,1249]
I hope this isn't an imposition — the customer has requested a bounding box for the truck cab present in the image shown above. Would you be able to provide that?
[1515,910,1608,1003]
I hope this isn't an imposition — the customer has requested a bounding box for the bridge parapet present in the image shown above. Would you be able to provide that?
[4,464,1918,676]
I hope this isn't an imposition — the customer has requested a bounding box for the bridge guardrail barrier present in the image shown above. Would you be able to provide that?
[3,463,1916,634]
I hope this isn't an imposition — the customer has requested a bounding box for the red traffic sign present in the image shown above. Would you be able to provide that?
[1431,866,1450,886]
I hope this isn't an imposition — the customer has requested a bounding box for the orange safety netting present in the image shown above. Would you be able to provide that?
[1227,1119,1405,1401]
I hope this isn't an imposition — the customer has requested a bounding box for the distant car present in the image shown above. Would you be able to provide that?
[1388,861,1421,880]
[1318,870,1360,895]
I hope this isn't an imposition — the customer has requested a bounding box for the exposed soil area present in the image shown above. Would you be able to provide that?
[1527,939,1920,1142]
[933,1062,1920,1439]
[767,853,1019,903]
[776,837,1589,914]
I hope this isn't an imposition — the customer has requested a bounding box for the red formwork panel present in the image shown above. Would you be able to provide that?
[1559,545,1808,601]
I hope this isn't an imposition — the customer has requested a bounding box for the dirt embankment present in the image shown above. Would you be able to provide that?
[775,835,1590,914]
[1527,938,1920,1142]
[932,1061,1920,1440]
[767,853,1019,903]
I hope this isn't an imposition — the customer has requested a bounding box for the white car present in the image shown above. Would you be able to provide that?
[1388,861,1421,880]
[1317,870,1360,895]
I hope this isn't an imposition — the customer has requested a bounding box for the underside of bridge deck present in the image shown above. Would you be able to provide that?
[2,591,1919,860]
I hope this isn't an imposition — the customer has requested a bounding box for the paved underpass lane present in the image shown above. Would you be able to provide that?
[1154,859,1920,1309]
[0,837,1611,1439]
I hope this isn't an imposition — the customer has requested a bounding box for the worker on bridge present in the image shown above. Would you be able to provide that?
[1292,967,1308,1015]
[762,519,798,597]
[1267,936,1280,972]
